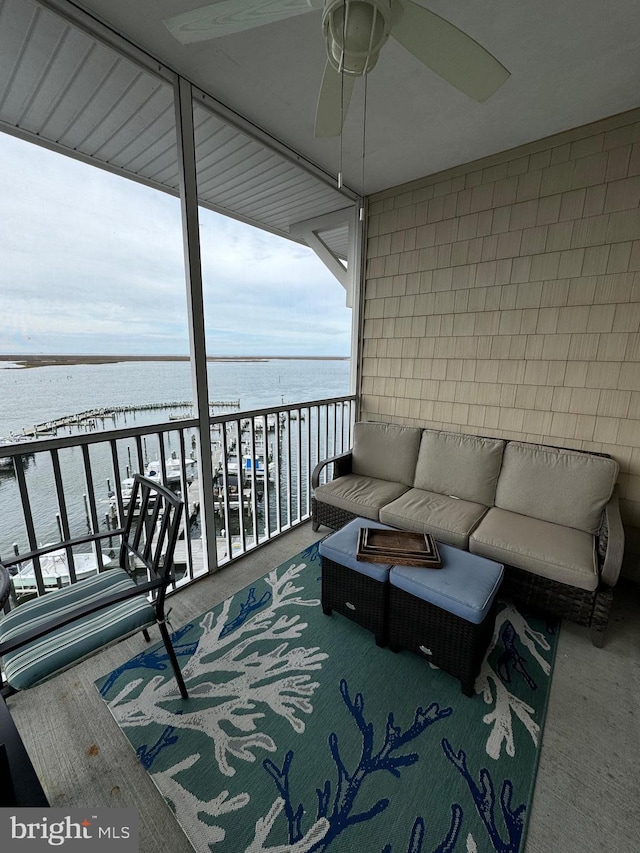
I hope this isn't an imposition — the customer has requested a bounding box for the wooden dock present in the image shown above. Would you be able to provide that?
[18,399,241,437]
[173,536,249,573]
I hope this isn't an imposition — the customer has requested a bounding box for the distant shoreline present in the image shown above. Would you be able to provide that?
[0,354,350,370]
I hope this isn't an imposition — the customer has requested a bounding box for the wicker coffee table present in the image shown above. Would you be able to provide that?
[319,519,504,695]
[318,518,396,647]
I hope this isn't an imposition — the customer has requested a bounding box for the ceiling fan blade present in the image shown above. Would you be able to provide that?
[164,0,313,45]
[315,61,356,138]
[392,1,510,102]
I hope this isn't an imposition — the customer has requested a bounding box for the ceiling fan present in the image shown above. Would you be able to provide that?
[164,0,510,138]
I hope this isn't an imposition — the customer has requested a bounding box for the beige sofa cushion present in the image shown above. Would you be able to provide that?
[314,475,409,521]
[470,507,598,591]
[495,442,619,534]
[352,421,422,487]
[379,488,488,549]
[413,429,505,506]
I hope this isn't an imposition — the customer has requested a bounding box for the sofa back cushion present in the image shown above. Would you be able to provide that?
[352,421,422,486]
[495,442,619,533]
[413,429,505,506]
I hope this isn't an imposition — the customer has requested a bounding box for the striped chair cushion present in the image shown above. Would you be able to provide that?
[0,568,155,690]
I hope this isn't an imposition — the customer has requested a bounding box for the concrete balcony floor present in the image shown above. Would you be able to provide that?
[7,522,640,852]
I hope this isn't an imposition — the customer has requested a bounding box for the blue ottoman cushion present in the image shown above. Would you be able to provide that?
[389,543,503,625]
[319,518,396,582]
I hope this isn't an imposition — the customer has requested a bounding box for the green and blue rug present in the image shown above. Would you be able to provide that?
[96,543,558,853]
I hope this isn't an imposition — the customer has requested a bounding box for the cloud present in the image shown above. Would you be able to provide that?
[0,132,351,356]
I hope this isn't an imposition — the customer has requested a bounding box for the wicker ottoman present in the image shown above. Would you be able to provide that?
[319,518,396,647]
[388,545,504,696]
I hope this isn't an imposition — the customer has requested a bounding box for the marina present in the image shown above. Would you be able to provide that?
[13,403,282,540]
[0,358,352,564]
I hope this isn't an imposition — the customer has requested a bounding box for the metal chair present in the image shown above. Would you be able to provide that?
[0,475,188,699]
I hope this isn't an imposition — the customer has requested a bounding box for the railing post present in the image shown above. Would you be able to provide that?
[174,75,218,573]
[1,395,353,584]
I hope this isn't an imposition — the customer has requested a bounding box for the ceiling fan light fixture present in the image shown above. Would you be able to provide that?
[323,0,393,76]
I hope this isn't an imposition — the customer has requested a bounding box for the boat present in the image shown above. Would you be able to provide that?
[110,476,157,518]
[108,476,146,519]
[0,437,13,469]
[222,440,272,481]
[119,476,137,507]
[0,435,33,469]
[145,453,197,484]
[241,454,274,480]
[226,455,262,482]
[10,548,113,594]
[213,472,253,513]
[109,457,194,519]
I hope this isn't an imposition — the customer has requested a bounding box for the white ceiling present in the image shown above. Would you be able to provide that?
[0,0,358,249]
[73,0,640,196]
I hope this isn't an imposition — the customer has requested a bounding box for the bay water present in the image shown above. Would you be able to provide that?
[0,358,350,558]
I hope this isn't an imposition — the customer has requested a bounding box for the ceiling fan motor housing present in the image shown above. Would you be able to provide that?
[323,0,395,76]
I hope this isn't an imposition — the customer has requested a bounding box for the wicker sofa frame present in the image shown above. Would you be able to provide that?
[311,442,624,647]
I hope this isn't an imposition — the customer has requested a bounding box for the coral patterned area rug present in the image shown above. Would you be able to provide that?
[96,542,558,853]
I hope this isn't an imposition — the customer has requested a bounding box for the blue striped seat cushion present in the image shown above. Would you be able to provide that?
[0,568,155,690]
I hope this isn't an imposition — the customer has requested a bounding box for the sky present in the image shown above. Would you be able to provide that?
[0,132,352,357]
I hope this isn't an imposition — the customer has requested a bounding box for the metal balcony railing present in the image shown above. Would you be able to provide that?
[0,395,355,607]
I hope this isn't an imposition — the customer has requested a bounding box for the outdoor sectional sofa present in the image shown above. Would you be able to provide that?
[311,421,624,646]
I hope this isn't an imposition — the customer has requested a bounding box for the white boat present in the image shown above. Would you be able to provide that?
[107,477,143,519]
[145,454,197,484]
[0,436,19,469]
[1,434,36,469]
[119,476,136,505]
[224,451,272,482]
[241,454,275,480]
[11,548,113,593]
[111,476,153,517]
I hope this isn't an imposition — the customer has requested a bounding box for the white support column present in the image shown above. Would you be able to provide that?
[174,76,218,572]
[351,200,367,407]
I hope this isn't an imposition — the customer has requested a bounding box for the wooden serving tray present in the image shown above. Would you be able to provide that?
[356,528,441,568]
